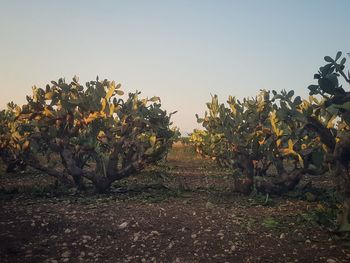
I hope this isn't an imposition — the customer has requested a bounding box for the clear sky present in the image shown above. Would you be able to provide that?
[0,0,349,133]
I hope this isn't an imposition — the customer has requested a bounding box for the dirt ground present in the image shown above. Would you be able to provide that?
[0,144,350,263]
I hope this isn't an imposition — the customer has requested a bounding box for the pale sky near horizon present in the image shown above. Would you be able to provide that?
[0,0,349,133]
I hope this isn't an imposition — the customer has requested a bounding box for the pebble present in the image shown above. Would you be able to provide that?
[133,232,140,241]
[205,202,215,209]
[168,242,174,249]
[118,222,128,229]
[150,230,160,236]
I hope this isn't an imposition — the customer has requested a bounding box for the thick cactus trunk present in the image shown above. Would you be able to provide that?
[332,134,350,231]
[256,169,303,195]
[92,177,113,193]
[230,152,302,195]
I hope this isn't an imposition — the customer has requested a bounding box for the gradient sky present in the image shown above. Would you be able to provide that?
[0,0,349,133]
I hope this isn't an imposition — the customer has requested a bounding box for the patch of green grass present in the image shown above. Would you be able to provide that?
[296,203,338,228]
[262,217,279,229]
[141,190,177,203]
[0,179,71,199]
[285,186,340,204]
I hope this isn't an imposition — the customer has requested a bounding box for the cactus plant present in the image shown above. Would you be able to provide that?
[193,89,327,194]
[305,51,350,231]
[0,77,176,192]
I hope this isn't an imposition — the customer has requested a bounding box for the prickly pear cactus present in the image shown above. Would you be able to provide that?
[0,77,176,192]
[306,51,350,231]
[193,87,328,194]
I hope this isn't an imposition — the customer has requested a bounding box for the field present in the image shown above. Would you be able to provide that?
[0,143,350,263]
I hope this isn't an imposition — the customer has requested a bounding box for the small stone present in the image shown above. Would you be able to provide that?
[61,251,70,258]
[133,232,140,241]
[279,233,285,239]
[217,232,224,237]
[205,201,215,209]
[118,222,128,229]
[191,234,197,239]
[168,242,174,249]
[64,229,71,234]
[326,259,336,263]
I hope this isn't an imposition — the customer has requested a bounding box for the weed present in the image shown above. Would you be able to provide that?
[297,203,338,228]
[262,217,279,229]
